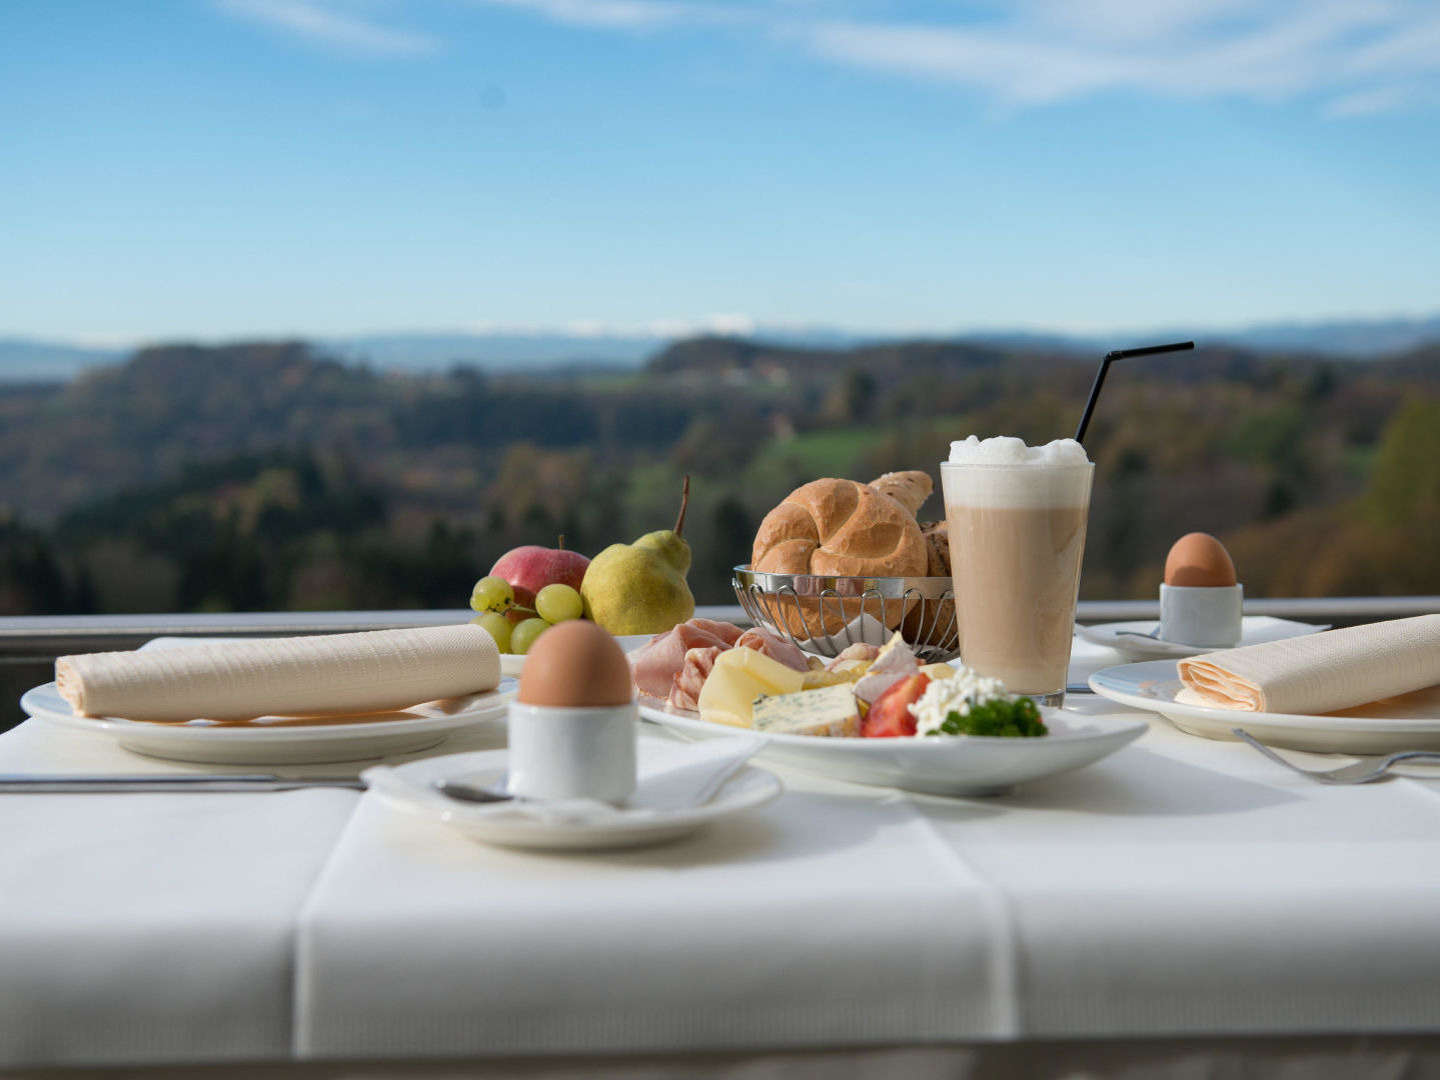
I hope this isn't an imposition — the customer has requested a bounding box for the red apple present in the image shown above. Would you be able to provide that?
[490,542,590,617]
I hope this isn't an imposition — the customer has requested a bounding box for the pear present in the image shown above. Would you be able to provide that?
[582,477,696,635]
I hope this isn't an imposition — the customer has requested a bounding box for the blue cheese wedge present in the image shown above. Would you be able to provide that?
[751,684,860,737]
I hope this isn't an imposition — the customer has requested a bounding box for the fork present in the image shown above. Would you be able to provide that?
[1232,728,1440,784]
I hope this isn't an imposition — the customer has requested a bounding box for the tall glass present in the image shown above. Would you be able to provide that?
[940,460,1094,706]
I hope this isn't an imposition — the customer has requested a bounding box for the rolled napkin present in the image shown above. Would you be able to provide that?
[1177,614,1440,714]
[55,624,501,722]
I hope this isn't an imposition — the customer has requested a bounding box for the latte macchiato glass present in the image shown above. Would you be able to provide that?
[941,439,1093,705]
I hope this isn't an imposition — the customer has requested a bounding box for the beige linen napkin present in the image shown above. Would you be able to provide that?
[56,624,500,722]
[1177,614,1440,713]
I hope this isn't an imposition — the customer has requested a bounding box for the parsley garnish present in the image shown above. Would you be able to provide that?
[926,695,1047,738]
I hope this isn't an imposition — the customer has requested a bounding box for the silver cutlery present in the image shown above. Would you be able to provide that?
[1232,728,1440,784]
[0,773,366,794]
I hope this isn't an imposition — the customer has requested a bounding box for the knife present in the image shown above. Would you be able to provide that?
[0,774,367,793]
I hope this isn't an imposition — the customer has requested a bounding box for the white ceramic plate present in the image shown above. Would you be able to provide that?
[637,703,1146,796]
[1075,616,1326,661]
[364,749,782,851]
[1089,660,1440,754]
[500,634,654,679]
[20,680,516,765]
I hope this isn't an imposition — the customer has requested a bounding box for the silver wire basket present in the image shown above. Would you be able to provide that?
[732,566,959,663]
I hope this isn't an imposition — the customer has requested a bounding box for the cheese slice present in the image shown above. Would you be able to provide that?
[752,684,861,737]
[919,663,956,681]
[696,646,805,728]
[826,659,871,682]
[801,668,853,690]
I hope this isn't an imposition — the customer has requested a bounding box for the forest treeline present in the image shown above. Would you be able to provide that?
[1,335,1438,615]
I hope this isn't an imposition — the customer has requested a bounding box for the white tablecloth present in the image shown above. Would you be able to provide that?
[5,636,1440,1070]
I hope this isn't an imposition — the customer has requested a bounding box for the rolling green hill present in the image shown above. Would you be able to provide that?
[1,337,1437,614]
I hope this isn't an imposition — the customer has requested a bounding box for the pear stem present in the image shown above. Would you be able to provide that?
[674,475,691,538]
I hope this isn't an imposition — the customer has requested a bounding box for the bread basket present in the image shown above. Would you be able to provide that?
[732,566,959,663]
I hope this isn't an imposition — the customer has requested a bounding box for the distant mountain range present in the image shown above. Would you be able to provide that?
[3,313,1438,382]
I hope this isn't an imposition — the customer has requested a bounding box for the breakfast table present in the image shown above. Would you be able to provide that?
[5,632,1440,1077]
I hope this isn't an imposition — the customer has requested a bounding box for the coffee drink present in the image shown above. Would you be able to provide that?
[941,438,1093,703]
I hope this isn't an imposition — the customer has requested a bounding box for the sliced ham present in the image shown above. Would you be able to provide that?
[667,645,724,712]
[688,618,745,647]
[735,627,809,672]
[852,639,920,704]
[629,619,746,700]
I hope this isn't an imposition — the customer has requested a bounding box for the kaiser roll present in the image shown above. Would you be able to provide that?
[752,478,928,577]
[748,479,928,639]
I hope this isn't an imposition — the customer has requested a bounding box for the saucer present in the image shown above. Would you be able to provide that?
[364,749,782,851]
[1076,616,1326,662]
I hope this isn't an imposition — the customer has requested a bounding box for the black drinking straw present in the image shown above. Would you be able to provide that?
[1073,340,1195,445]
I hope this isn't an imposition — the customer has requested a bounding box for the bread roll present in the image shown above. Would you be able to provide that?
[869,471,933,517]
[750,479,927,637]
[920,520,950,577]
[752,479,928,578]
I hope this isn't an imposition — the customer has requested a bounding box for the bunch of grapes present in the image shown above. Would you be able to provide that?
[468,577,585,654]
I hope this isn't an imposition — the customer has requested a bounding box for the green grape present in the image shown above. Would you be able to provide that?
[535,583,583,624]
[470,611,513,653]
[510,617,551,656]
[469,575,514,615]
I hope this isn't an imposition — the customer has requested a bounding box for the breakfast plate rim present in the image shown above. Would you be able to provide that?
[1088,660,1440,731]
[636,699,1148,747]
[20,679,516,742]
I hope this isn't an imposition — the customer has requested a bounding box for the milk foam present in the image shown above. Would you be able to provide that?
[947,436,1090,467]
[943,437,1092,509]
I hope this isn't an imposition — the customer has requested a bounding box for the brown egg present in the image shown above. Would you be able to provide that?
[1164,532,1238,587]
[517,620,634,708]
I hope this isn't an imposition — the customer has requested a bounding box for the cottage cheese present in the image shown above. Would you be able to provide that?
[909,666,1011,736]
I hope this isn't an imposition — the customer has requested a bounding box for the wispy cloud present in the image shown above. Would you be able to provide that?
[473,0,746,31]
[217,0,440,56]
[469,0,1439,116]
[476,0,689,30]
[219,0,1440,114]
[795,1,1423,109]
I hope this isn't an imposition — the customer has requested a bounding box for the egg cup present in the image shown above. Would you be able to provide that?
[507,701,638,804]
[1158,583,1243,648]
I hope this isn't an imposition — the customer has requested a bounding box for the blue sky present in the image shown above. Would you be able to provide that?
[4,0,1439,344]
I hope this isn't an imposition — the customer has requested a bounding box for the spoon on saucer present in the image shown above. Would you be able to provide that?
[433,779,514,804]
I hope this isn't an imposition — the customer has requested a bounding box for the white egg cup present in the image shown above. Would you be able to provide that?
[1158,583,1244,648]
[506,701,638,804]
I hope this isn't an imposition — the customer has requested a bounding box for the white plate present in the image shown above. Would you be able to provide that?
[1089,660,1440,754]
[500,633,654,679]
[637,702,1146,796]
[1076,616,1326,661]
[20,680,516,765]
[365,749,782,851]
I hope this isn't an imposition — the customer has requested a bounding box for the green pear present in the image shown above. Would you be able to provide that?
[582,477,696,635]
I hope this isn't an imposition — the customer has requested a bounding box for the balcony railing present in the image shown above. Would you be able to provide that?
[3,598,1437,731]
